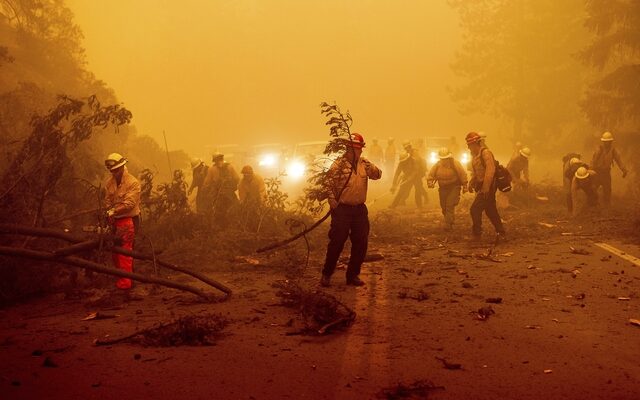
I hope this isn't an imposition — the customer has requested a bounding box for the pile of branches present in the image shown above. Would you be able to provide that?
[273,280,355,335]
[95,314,227,347]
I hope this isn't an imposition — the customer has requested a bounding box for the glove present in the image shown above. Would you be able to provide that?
[106,208,116,218]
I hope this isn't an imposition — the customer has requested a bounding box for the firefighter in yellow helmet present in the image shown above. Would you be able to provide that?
[103,153,141,290]
[591,131,628,206]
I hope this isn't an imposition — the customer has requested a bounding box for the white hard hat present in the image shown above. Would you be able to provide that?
[105,153,127,171]
[519,147,531,158]
[190,158,203,170]
[575,166,590,179]
[569,157,581,166]
[515,141,522,148]
[478,131,487,139]
[601,131,614,141]
[438,147,452,159]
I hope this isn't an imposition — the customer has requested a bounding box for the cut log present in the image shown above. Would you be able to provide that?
[0,246,217,301]
[112,246,232,295]
[53,239,102,257]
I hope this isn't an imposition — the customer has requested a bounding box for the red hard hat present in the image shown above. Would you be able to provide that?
[350,133,365,148]
[465,132,482,144]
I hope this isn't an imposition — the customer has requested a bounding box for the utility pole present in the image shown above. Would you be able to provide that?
[163,130,173,177]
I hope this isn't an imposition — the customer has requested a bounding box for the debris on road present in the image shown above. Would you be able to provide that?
[570,246,591,255]
[82,312,118,321]
[629,319,640,327]
[485,297,503,304]
[94,314,227,347]
[234,256,261,265]
[435,356,462,370]
[398,289,430,302]
[377,380,444,399]
[538,222,555,228]
[476,306,495,321]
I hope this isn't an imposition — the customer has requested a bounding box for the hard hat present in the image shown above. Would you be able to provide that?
[212,153,224,162]
[105,152,127,171]
[190,158,203,169]
[349,133,365,148]
[402,141,412,149]
[569,157,581,166]
[399,153,410,162]
[241,165,254,175]
[438,147,452,159]
[465,132,482,144]
[515,141,522,148]
[601,131,614,141]
[519,147,531,158]
[575,166,590,179]
[478,131,487,139]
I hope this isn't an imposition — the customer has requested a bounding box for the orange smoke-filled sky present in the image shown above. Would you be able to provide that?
[69,0,478,156]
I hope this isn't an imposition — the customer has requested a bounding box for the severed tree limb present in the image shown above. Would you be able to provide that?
[0,223,87,243]
[0,224,232,296]
[256,211,330,253]
[0,246,218,301]
[53,239,102,256]
[111,246,232,296]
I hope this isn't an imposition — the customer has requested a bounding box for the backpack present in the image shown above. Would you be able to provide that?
[480,148,512,192]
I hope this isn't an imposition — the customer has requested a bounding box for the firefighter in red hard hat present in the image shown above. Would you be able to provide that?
[466,132,506,241]
[103,152,141,290]
[321,133,381,288]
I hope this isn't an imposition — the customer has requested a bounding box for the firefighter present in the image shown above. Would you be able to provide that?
[202,153,239,226]
[507,146,530,190]
[563,156,588,213]
[427,147,468,231]
[321,133,382,287]
[591,131,628,206]
[103,153,141,290]
[238,165,266,207]
[571,166,599,217]
[402,142,428,208]
[367,138,384,166]
[188,158,209,214]
[384,138,397,182]
[466,132,506,240]
[389,153,415,208]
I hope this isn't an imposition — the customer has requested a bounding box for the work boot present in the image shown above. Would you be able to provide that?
[320,275,331,287]
[346,276,365,286]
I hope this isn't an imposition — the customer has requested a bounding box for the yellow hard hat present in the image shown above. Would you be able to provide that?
[190,158,203,169]
[438,147,452,159]
[601,131,614,141]
[575,166,590,179]
[519,147,531,158]
[105,153,127,171]
[569,157,581,166]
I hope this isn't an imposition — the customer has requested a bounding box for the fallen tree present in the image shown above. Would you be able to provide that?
[0,223,232,299]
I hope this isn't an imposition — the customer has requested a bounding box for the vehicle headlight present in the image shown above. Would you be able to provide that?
[258,153,277,167]
[286,161,306,179]
[429,151,438,165]
[460,152,470,165]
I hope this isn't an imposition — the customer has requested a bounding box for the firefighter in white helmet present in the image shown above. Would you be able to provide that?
[427,147,468,231]
[571,167,598,217]
[507,146,531,190]
[103,152,141,290]
[187,158,209,214]
[591,131,628,206]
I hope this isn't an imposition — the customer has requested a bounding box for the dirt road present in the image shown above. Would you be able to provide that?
[1,204,639,399]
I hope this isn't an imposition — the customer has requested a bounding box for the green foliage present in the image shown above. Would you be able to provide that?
[0,95,132,225]
[448,0,590,147]
[296,102,353,215]
[581,0,640,129]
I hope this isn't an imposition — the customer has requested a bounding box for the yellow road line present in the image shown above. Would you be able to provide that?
[594,242,640,267]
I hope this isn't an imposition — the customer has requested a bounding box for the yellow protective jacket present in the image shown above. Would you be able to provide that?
[104,168,141,218]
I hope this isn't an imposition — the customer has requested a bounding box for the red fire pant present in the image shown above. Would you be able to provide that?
[112,217,135,289]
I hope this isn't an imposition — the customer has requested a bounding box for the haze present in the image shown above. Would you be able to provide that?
[69,0,470,156]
